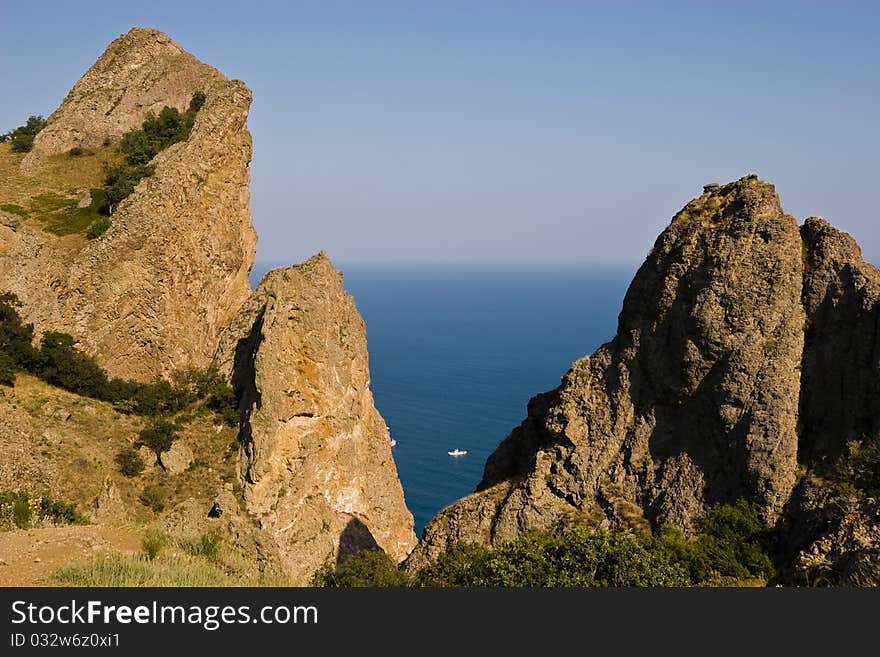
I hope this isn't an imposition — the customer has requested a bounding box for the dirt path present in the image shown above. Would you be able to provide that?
[0,525,141,586]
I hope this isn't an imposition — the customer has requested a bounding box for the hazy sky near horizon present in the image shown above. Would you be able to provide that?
[1,1,877,265]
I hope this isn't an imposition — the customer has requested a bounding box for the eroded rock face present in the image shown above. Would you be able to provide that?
[0,28,255,380]
[408,176,809,569]
[89,477,127,523]
[778,480,880,586]
[21,28,225,171]
[215,253,416,584]
[798,217,880,465]
[159,440,194,475]
[774,218,880,584]
[410,178,880,580]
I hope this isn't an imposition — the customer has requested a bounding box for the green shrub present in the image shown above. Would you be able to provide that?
[36,331,108,397]
[115,446,145,477]
[133,380,179,415]
[415,529,691,587]
[198,531,222,558]
[315,550,411,587]
[98,92,205,213]
[411,542,492,587]
[138,418,179,459]
[189,91,207,113]
[0,351,16,386]
[112,398,138,413]
[40,497,83,526]
[100,162,154,213]
[174,365,238,425]
[141,527,166,559]
[139,485,167,513]
[86,215,111,239]
[0,292,241,422]
[67,146,87,157]
[319,501,779,588]
[5,115,47,153]
[685,499,777,583]
[0,292,37,371]
[180,530,223,559]
[0,491,84,530]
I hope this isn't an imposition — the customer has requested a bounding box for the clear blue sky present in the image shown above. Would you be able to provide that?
[1,1,878,265]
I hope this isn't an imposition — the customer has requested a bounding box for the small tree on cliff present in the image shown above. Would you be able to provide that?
[138,418,179,461]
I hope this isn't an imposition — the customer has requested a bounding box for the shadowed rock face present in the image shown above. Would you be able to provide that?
[778,218,880,585]
[798,217,880,465]
[0,28,255,380]
[407,176,879,579]
[215,253,416,584]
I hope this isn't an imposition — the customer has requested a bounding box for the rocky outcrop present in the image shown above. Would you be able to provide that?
[798,217,880,465]
[778,479,880,586]
[159,440,194,475]
[21,28,225,171]
[773,217,880,584]
[215,253,416,584]
[89,477,127,523]
[408,176,879,574]
[0,28,255,380]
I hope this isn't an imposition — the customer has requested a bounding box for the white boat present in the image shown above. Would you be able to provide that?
[390,439,397,447]
[448,449,467,457]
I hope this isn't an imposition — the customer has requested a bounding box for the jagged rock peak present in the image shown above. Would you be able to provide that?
[407,175,808,569]
[215,253,416,584]
[0,27,256,381]
[22,27,228,171]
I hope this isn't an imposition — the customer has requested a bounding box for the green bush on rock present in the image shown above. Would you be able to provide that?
[138,418,180,460]
[0,290,241,426]
[99,92,206,217]
[314,550,411,587]
[314,501,780,588]
[115,446,145,477]
[2,115,48,153]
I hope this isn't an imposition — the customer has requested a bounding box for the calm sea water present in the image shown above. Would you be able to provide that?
[251,263,634,535]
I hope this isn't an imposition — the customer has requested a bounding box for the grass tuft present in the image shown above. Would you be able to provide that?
[50,551,290,587]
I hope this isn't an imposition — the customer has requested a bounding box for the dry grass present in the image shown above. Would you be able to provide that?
[50,551,289,587]
[50,525,289,587]
[0,142,116,204]
[4,374,239,525]
[0,142,119,236]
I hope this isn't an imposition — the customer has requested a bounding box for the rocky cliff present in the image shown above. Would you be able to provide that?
[0,28,255,380]
[215,254,416,584]
[408,176,879,582]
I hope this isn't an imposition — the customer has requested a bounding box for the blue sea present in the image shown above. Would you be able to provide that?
[251,263,635,535]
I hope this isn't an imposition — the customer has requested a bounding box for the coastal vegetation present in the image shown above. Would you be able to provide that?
[316,500,779,587]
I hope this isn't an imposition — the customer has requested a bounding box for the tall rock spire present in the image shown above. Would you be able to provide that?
[0,27,256,380]
[215,253,417,583]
